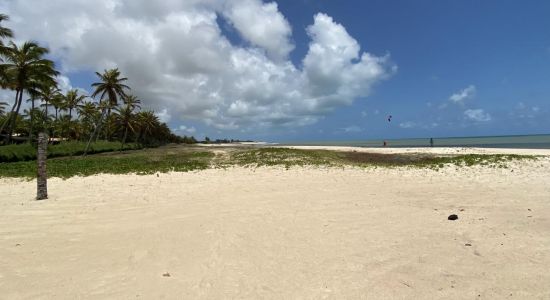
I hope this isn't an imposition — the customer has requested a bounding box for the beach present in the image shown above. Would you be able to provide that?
[1,147,550,299]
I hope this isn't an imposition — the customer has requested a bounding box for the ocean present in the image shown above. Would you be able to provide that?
[281,134,550,149]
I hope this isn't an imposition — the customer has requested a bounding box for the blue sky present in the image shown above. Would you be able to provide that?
[3,0,550,141]
[274,0,550,141]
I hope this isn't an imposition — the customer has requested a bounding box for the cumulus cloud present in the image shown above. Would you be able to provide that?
[155,109,171,123]
[177,125,197,134]
[56,75,88,95]
[464,109,491,122]
[222,0,293,61]
[2,0,394,132]
[449,85,476,104]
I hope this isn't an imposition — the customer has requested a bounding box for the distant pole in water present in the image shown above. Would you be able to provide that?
[37,132,48,200]
[430,138,434,147]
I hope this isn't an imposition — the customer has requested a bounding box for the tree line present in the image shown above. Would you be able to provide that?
[0,14,196,149]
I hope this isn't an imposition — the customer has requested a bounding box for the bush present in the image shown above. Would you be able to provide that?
[0,141,142,163]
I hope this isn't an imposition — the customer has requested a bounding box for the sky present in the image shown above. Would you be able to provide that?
[1,0,549,141]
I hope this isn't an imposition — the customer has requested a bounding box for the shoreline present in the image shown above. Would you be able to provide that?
[275,145,550,156]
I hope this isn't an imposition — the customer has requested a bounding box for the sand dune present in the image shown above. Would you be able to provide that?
[1,153,550,299]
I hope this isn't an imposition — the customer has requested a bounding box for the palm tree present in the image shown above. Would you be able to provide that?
[0,14,14,131]
[114,103,138,150]
[26,93,40,141]
[84,68,129,154]
[0,14,13,42]
[38,85,60,118]
[78,101,99,140]
[91,68,129,111]
[48,92,64,128]
[0,101,7,115]
[0,14,13,59]
[123,94,141,110]
[134,110,159,145]
[0,41,58,143]
[64,89,86,120]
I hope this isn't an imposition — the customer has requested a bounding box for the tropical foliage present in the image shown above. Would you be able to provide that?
[0,14,193,148]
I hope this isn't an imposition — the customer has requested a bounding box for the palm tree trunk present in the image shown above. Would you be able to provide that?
[29,98,35,143]
[7,89,24,143]
[120,126,128,151]
[36,132,48,200]
[84,108,107,156]
[0,91,18,139]
[51,108,58,139]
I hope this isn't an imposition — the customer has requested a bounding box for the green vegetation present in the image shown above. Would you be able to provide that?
[0,141,142,163]
[230,148,536,169]
[336,151,536,169]
[0,150,213,179]
[230,148,341,168]
[0,146,537,179]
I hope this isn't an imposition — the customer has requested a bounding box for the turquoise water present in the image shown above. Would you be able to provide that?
[281,134,550,149]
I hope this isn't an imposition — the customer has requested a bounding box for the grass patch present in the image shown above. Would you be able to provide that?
[0,151,214,179]
[338,152,536,169]
[0,141,142,163]
[0,146,537,179]
[230,148,536,169]
[230,148,341,169]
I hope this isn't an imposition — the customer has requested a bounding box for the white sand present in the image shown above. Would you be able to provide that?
[1,150,550,299]
[278,145,550,156]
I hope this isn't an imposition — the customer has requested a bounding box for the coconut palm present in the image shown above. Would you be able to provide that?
[49,93,64,122]
[0,14,13,41]
[0,14,13,59]
[26,92,40,141]
[0,14,13,90]
[114,103,138,150]
[78,101,98,121]
[0,101,7,115]
[134,110,159,145]
[122,94,141,110]
[84,68,129,154]
[78,101,99,140]
[0,41,58,143]
[91,68,129,110]
[38,85,60,118]
[64,89,86,120]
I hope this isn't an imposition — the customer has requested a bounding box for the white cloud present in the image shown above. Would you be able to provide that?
[342,125,362,133]
[449,85,476,104]
[56,75,88,96]
[399,121,416,128]
[512,102,541,119]
[464,109,491,122]
[155,108,171,123]
[222,0,294,61]
[2,1,394,132]
[177,125,197,134]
